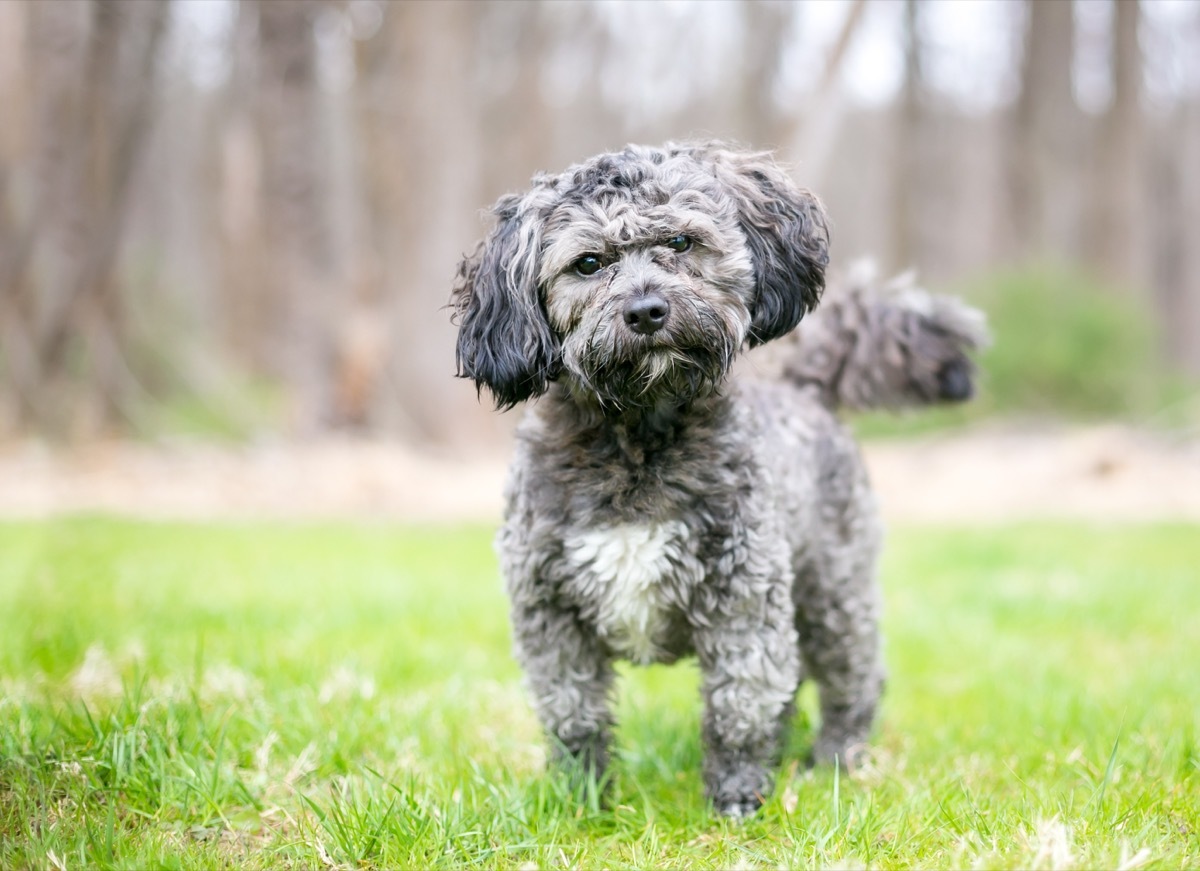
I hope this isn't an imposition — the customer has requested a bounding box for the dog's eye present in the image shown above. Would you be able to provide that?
[574,255,603,276]
[665,235,692,253]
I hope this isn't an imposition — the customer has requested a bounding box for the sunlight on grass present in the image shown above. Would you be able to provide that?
[1,519,1197,868]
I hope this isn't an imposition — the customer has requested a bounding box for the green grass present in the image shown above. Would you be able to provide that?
[1,519,1197,868]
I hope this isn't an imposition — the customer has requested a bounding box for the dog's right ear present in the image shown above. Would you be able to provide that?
[451,190,560,409]
[690,144,829,347]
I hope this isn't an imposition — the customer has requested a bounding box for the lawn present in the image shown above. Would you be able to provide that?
[1,518,1197,869]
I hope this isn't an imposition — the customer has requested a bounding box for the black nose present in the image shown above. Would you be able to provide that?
[623,294,670,335]
[937,359,974,402]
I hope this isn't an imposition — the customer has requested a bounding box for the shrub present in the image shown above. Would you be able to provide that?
[970,265,1162,418]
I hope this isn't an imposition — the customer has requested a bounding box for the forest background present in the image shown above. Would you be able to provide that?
[2,0,1198,451]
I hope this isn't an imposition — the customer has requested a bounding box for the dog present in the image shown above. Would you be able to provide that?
[451,142,986,817]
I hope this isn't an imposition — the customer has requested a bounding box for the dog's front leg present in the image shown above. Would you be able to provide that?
[694,582,801,817]
[510,599,615,792]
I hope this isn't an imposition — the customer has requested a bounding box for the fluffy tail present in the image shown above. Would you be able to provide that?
[765,263,990,411]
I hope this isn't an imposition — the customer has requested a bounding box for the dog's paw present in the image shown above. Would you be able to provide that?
[706,753,773,818]
[714,792,764,819]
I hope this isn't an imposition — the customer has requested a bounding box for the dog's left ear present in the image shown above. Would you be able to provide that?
[710,150,830,347]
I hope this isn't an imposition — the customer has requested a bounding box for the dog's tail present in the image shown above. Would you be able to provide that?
[766,263,990,412]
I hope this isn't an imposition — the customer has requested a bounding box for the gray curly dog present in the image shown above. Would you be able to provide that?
[451,142,987,817]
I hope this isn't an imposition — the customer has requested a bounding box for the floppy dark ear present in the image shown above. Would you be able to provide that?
[451,192,560,409]
[711,150,830,347]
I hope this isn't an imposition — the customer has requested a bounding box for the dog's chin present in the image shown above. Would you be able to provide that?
[568,344,734,412]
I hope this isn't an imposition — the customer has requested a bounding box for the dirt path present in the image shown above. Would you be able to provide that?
[2,424,1198,525]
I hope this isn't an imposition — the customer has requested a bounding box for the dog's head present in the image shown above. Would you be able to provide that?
[452,142,829,410]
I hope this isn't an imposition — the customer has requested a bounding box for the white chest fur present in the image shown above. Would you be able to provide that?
[564,521,687,664]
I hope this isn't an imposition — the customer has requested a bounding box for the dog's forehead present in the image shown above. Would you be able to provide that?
[552,148,713,205]
[537,149,728,250]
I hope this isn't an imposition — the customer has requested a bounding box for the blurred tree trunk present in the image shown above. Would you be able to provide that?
[1184,102,1200,376]
[720,0,796,149]
[735,0,795,149]
[890,0,924,271]
[350,1,414,438]
[5,0,89,433]
[1154,101,1200,376]
[478,0,552,198]
[1007,0,1081,260]
[217,0,266,373]
[353,0,485,443]
[791,0,868,183]
[0,0,33,433]
[254,0,336,433]
[550,2,625,169]
[7,0,167,436]
[69,0,168,432]
[1148,113,1187,371]
[1086,0,1144,292]
[333,3,388,431]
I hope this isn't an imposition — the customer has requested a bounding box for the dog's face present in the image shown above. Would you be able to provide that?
[452,143,829,410]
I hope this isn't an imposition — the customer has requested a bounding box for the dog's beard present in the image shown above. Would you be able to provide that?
[561,296,746,411]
